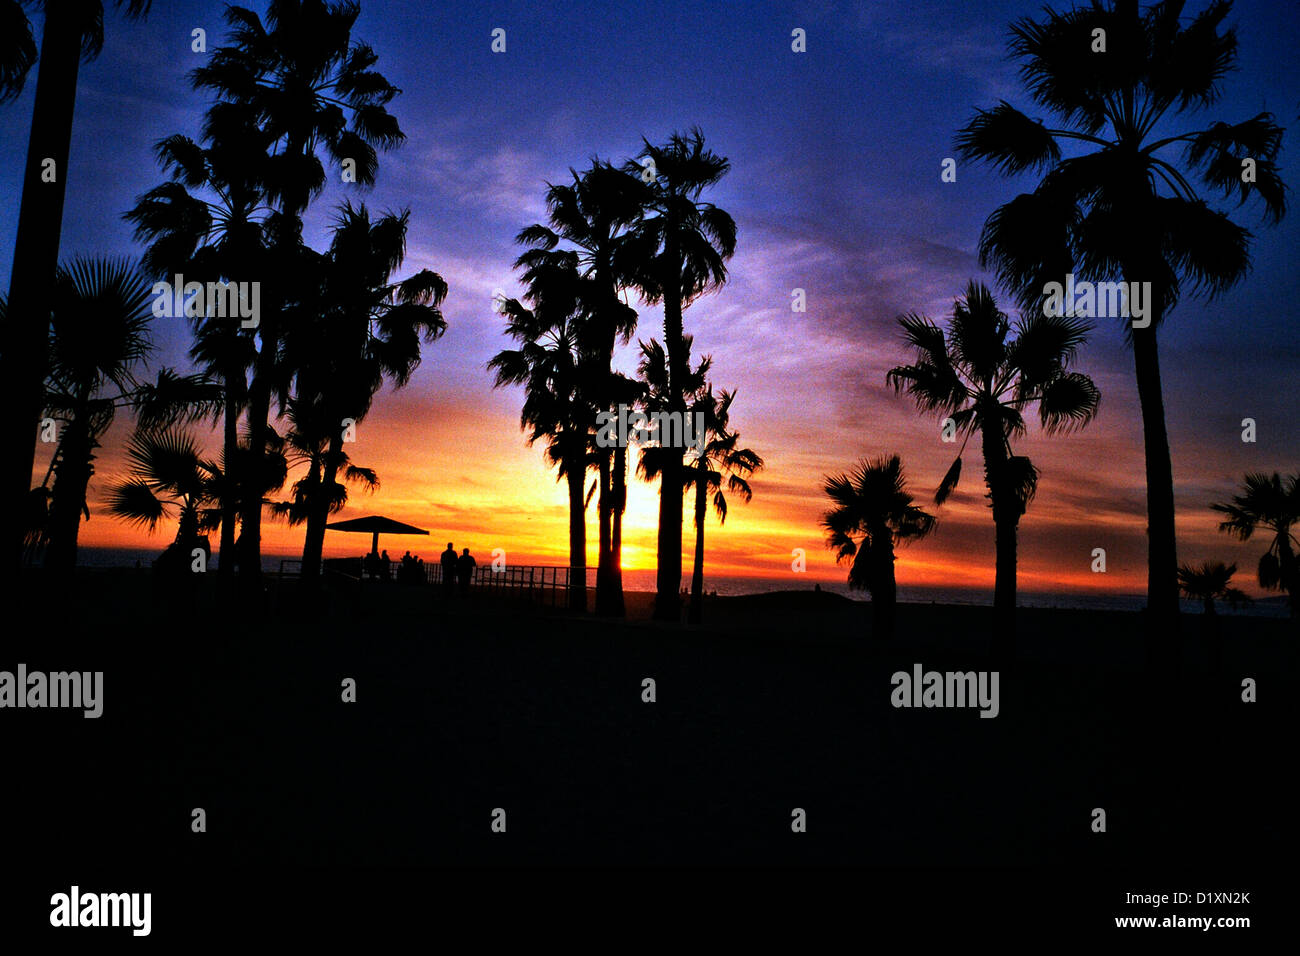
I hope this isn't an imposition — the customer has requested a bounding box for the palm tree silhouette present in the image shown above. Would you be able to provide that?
[634,335,711,622]
[956,0,1288,649]
[887,280,1099,653]
[489,256,594,611]
[125,108,272,579]
[1178,560,1251,667]
[622,129,737,622]
[192,0,405,588]
[682,389,763,625]
[106,427,223,574]
[37,257,217,571]
[0,0,153,573]
[272,399,379,541]
[516,161,643,616]
[822,455,936,641]
[1211,472,1299,619]
[0,2,38,103]
[1178,561,1249,617]
[284,202,446,586]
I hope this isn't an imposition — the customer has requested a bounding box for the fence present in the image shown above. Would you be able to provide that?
[279,557,596,607]
[429,563,595,607]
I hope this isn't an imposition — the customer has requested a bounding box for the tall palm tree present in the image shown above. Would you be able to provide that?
[192,0,405,589]
[105,426,223,574]
[489,255,593,611]
[956,0,1288,650]
[125,106,272,578]
[682,388,763,625]
[821,455,936,640]
[516,161,643,616]
[1,0,153,572]
[285,202,446,585]
[1211,472,1299,619]
[36,257,217,571]
[887,281,1099,652]
[622,128,736,621]
[636,336,709,622]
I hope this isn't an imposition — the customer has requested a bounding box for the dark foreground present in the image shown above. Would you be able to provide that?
[5,570,1295,934]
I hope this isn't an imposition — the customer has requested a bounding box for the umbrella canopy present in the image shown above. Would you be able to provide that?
[326,515,429,557]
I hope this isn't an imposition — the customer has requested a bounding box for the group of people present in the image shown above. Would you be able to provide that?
[362,549,427,585]
[440,543,477,597]
[358,543,477,595]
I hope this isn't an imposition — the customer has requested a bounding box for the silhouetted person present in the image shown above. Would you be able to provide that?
[457,548,477,597]
[380,549,391,582]
[440,542,457,597]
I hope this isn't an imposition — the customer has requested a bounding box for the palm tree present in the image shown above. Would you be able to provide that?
[516,161,643,616]
[622,128,737,621]
[1211,472,1299,619]
[272,398,379,538]
[887,280,1099,652]
[821,455,936,640]
[106,427,223,576]
[192,0,405,588]
[1178,559,1250,668]
[284,202,446,586]
[36,257,218,571]
[0,2,37,102]
[682,388,763,624]
[1,0,153,572]
[956,0,1288,650]
[1177,561,1249,617]
[125,107,272,578]
[635,335,709,622]
[489,256,593,610]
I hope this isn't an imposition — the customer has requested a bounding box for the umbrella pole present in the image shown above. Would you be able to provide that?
[371,531,379,557]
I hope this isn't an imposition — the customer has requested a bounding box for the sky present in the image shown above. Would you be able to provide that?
[2,0,1297,597]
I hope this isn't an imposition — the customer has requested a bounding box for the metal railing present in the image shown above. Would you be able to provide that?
[429,563,595,606]
[280,557,595,607]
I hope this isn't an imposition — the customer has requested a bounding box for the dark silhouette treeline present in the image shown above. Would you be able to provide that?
[0,0,1293,644]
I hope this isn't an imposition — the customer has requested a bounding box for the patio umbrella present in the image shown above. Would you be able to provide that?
[325,515,429,558]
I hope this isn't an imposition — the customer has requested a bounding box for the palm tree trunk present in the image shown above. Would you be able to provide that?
[610,443,627,616]
[1279,540,1299,621]
[689,471,707,624]
[595,448,614,614]
[43,419,93,573]
[238,351,273,588]
[1131,319,1181,661]
[981,423,1018,652]
[0,7,84,572]
[217,381,239,578]
[567,458,587,611]
[654,255,686,622]
[300,445,336,590]
[992,515,1019,658]
[872,533,898,640]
